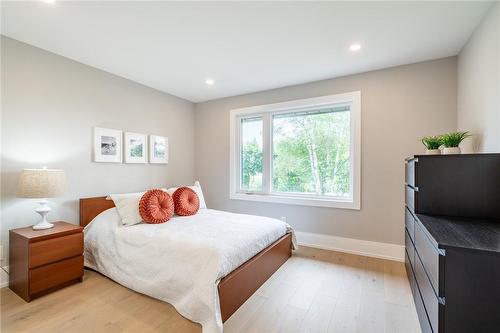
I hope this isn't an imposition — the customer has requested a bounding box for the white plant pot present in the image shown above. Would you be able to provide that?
[425,149,441,155]
[442,147,461,155]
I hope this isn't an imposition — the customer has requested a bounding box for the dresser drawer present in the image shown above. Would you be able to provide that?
[405,208,415,241]
[405,159,416,188]
[29,232,83,268]
[415,251,440,333]
[414,220,442,296]
[405,185,417,212]
[29,255,83,294]
[405,229,415,269]
[414,282,434,333]
[405,250,416,297]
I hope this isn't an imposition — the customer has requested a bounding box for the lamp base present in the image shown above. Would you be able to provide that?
[33,221,55,230]
[33,200,54,230]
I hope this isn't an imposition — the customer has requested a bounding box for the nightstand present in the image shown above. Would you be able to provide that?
[9,222,84,302]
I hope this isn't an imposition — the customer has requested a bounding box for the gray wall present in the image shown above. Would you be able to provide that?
[1,37,195,264]
[457,3,499,153]
[195,58,458,245]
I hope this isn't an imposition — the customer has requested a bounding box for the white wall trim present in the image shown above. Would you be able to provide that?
[229,91,361,210]
[0,266,9,288]
[295,231,404,262]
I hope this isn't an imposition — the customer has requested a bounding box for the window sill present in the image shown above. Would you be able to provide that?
[230,192,360,210]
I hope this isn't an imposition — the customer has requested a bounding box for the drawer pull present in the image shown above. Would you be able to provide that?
[404,184,419,192]
[407,184,418,191]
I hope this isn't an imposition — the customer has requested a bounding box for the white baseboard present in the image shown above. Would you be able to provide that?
[295,231,404,262]
[0,265,9,288]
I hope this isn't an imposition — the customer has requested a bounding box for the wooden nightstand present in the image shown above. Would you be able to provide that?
[9,222,84,302]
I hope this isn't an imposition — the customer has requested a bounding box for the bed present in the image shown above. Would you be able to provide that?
[80,196,295,333]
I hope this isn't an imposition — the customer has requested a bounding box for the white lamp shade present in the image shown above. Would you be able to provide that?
[16,169,66,198]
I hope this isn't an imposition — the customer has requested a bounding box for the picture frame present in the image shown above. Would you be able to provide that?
[124,132,147,163]
[149,135,168,164]
[94,127,122,163]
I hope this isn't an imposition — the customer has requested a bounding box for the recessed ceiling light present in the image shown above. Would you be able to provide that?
[205,79,215,86]
[40,0,56,4]
[349,43,362,52]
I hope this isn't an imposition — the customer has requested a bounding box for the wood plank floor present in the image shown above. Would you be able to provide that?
[1,246,420,333]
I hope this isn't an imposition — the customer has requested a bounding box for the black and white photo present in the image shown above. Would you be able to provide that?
[101,136,117,155]
[94,127,122,163]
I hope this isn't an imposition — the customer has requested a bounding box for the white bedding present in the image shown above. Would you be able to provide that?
[84,208,296,333]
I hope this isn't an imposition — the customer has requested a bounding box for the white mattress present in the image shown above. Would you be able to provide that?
[84,208,296,333]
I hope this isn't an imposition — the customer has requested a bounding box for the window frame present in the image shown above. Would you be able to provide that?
[237,115,265,192]
[229,91,361,209]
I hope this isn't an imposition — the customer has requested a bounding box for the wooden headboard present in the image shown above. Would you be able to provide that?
[80,196,116,227]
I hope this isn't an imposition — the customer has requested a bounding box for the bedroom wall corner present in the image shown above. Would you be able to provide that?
[0,36,196,266]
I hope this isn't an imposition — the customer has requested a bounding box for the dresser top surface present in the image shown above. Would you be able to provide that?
[406,153,500,161]
[416,214,500,253]
[10,221,82,241]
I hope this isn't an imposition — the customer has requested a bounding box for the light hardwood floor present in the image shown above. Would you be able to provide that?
[1,246,420,333]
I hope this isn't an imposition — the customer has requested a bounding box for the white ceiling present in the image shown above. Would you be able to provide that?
[1,1,492,102]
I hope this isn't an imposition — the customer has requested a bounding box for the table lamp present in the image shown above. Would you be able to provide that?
[16,168,66,230]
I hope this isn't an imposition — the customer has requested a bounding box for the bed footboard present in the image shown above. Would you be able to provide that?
[218,232,292,322]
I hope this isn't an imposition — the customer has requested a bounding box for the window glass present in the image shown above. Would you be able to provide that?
[240,117,263,191]
[272,107,351,197]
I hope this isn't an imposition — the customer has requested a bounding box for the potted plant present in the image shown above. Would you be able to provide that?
[421,136,442,155]
[440,131,471,154]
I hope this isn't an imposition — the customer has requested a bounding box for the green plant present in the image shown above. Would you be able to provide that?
[440,131,471,147]
[421,136,442,150]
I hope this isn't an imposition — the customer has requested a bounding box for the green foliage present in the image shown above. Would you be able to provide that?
[130,143,143,157]
[440,131,471,148]
[241,138,262,190]
[240,111,351,196]
[421,136,442,150]
[273,111,350,196]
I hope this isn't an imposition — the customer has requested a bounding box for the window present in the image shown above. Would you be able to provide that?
[230,91,361,209]
[240,117,263,192]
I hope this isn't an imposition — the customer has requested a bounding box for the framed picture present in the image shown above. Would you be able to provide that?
[149,135,168,164]
[124,132,147,163]
[94,127,122,163]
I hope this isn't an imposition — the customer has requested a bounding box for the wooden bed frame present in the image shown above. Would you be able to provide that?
[79,196,292,322]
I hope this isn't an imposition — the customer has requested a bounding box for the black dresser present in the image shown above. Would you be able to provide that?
[404,154,500,333]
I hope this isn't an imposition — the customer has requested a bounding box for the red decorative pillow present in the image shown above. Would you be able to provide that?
[172,187,200,216]
[139,189,174,224]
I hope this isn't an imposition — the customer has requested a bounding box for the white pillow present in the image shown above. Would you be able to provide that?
[167,181,207,209]
[109,191,145,226]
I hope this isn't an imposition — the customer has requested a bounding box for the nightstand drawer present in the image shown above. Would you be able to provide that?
[30,233,83,268]
[30,255,83,294]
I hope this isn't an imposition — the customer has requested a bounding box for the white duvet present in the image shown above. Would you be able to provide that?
[84,208,296,333]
